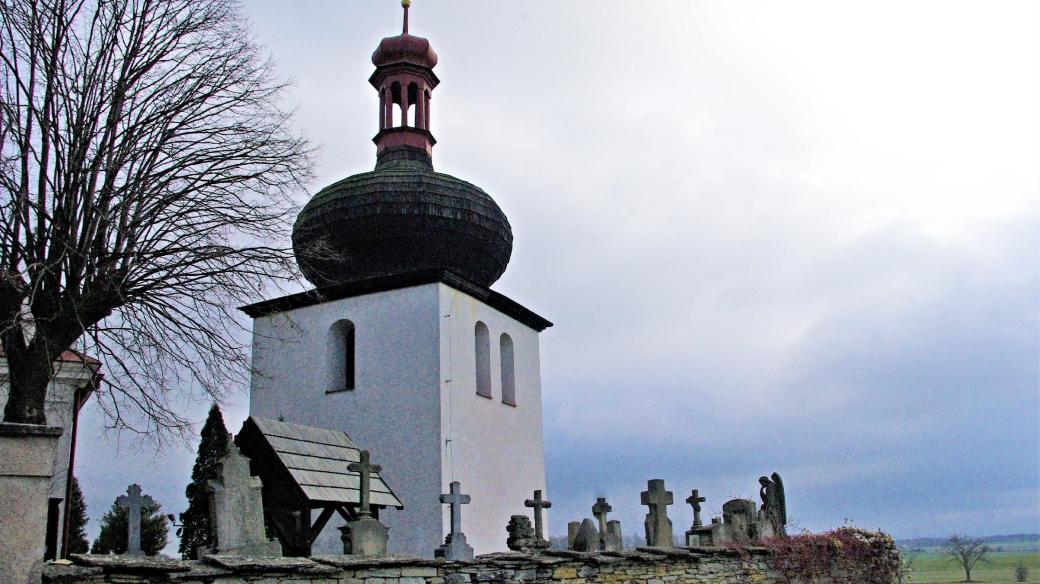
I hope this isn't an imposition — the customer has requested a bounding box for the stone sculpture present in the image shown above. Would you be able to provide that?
[759,472,787,537]
[340,450,389,556]
[206,445,281,557]
[506,515,537,551]
[523,489,552,549]
[722,499,759,543]
[116,484,154,556]
[435,481,474,560]
[640,479,674,547]
[684,489,710,546]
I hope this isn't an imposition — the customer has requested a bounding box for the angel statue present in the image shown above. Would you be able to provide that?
[759,473,787,537]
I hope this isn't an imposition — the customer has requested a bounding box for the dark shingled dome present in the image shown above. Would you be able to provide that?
[292,147,512,288]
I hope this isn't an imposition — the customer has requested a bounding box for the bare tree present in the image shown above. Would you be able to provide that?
[0,0,310,437]
[943,535,990,583]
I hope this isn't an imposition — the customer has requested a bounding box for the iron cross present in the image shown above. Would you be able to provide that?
[524,489,552,542]
[439,481,471,536]
[116,484,154,556]
[349,450,381,518]
[686,489,706,527]
[592,497,612,535]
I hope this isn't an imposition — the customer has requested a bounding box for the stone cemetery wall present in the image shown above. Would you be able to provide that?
[43,535,900,584]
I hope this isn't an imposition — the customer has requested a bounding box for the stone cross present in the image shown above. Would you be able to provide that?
[686,489,706,528]
[436,481,474,560]
[207,445,281,556]
[524,489,552,544]
[440,481,471,536]
[116,484,154,556]
[641,479,674,547]
[348,450,381,518]
[592,497,612,536]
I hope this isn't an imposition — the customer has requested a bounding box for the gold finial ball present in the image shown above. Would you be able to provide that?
[402,0,411,7]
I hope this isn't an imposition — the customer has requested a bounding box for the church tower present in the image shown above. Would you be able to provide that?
[243,2,551,557]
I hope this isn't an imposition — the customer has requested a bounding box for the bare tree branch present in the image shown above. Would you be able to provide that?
[0,0,312,438]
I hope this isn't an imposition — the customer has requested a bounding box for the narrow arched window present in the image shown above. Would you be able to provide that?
[500,333,516,406]
[328,320,356,392]
[474,321,491,398]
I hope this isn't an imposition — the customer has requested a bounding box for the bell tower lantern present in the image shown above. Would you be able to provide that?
[371,0,439,157]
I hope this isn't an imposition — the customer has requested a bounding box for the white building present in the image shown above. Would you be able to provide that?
[243,5,552,557]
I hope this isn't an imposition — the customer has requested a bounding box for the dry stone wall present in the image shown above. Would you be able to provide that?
[43,544,898,584]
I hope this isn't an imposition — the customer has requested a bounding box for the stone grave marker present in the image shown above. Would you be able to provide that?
[640,479,674,547]
[206,444,281,556]
[116,484,154,556]
[340,450,389,556]
[571,518,602,552]
[435,481,474,560]
[524,489,552,549]
[592,497,623,552]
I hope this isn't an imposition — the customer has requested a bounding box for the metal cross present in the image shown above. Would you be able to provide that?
[439,481,471,536]
[116,484,154,556]
[592,497,612,535]
[686,489,707,528]
[524,489,552,542]
[641,479,674,514]
[348,450,381,518]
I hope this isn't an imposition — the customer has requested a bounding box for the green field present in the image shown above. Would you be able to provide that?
[906,551,1040,583]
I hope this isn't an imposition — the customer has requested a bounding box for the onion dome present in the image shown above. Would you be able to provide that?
[292,2,512,289]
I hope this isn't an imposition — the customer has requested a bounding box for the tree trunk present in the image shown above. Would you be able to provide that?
[2,340,57,425]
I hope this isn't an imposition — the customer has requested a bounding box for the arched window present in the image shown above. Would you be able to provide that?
[474,321,491,398]
[500,333,516,406]
[328,320,356,392]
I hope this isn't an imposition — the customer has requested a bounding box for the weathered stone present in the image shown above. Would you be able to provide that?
[506,515,536,551]
[0,423,62,584]
[342,516,391,556]
[758,473,787,537]
[116,484,155,556]
[606,520,624,552]
[571,518,602,552]
[523,489,552,549]
[566,521,580,550]
[435,481,474,560]
[207,444,281,556]
[640,479,674,547]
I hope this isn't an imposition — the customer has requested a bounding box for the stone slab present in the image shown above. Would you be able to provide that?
[202,554,339,574]
[68,554,191,572]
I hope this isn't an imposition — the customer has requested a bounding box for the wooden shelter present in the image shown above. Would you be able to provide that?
[235,416,403,556]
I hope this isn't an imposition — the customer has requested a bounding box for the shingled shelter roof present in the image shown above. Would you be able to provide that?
[236,416,403,509]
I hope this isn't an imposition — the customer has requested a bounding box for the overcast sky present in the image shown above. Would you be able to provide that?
[75,1,1039,552]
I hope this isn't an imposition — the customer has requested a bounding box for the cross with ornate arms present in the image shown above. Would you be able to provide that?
[524,489,552,543]
[348,450,381,518]
[440,481,471,536]
[686,489,706,528]
[116,484,154,556]
[592,497,612,535]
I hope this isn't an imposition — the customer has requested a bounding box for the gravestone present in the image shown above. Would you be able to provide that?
[592,497,623,552]
[571,518,602,552]
[524,489,552,549]
[340,450,389,556]
[567,521,580,549]
[506,515,536,551]
[684,489,707,546]
[607,520,623,550]
[435,481,474,560]
[116,484,154,556]
[722,498,758,543]
[206,444,281,556]
[640,479,674,547]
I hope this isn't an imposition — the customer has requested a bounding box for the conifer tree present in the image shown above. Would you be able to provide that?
[67,476,90,554]
[89,498,169,555]
[178,403,230,559]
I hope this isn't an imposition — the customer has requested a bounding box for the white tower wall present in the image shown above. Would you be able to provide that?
[249,281,547,557]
